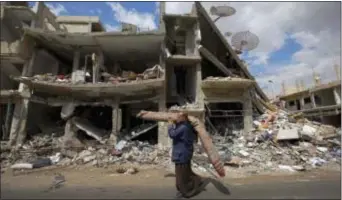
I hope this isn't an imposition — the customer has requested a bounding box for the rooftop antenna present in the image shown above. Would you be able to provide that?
[210,5,236,23]
[231,31,259,55]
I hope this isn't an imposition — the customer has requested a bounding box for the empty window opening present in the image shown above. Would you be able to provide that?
[288,101,295,106]
[206,102,244,136]
[119,103,158,144]
[295,100,301,110]
[26,103,65,140]
[304,97,311,104]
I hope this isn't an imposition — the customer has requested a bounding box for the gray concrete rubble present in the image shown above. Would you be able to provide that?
[1,108,340,176]
[15,64,164,85]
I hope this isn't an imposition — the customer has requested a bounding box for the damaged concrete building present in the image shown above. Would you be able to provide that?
[279,80,341,127]
[1,2,270,149]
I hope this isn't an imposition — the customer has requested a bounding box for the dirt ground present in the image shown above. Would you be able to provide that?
[1,164,341,199]
[1,164,340,188]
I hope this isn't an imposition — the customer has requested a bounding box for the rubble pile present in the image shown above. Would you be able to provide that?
[1,109,340,176]
[194,110,341,174]
[21,65,164,84]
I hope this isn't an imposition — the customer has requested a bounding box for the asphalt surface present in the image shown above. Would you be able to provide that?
[1,177,341,199]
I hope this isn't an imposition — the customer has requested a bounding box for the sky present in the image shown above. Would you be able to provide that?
[28,1,341,98]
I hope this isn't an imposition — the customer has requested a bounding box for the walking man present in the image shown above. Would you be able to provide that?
[168,112,208,198]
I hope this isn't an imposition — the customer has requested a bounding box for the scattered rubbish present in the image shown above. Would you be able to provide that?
[309,157,326,167]
[115,140,127,151]
[10,163,33,169]
[1,106,340,176]
[32,158,52,169]
[278,165,295,172]
[45,173,66,192]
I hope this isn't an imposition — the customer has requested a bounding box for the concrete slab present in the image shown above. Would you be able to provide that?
[276,128,300,141]
[13,77,165,98]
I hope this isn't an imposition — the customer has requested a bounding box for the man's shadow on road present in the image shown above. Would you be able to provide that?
[201,177,231,196]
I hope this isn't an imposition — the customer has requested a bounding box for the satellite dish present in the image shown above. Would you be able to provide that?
[224,32,232,37]
[210,5,236,22]
[231,31,259,54]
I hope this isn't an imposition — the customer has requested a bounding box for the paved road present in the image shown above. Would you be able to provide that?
[2,177,340,199]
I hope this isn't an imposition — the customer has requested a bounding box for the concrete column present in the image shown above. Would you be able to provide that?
[71,50,80,83]
[9,49,37,146]
[333,88,341,105]
[109,98,121,144]
[310,93,317,108]
[158,47,169,147]
[158,92,169,147]
[195,63,203,108]
[193,23,203,108]
[243,90,253,133]
[299,98,305,110]
[293,100,298,111]
[92,51,103,83]
[2,103,13,140]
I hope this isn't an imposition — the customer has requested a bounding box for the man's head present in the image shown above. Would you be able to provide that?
[176,112,188,123]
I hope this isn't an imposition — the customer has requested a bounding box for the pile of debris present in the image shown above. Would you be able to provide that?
[1,109,340,176]
[195,110,341,174]
[18,65,164,85]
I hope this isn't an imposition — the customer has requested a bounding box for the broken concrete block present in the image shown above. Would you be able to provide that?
[11,163,33,169]
[83,155,96,163]
[292,165,305,171]
[301,125,317,140]
[316,147,328,153]
[61,103,75,119]
[276,128,299,141]
[97,149,107,155]
[238,150,250,157]
[77,150,92,160]
[278,165,295,172]
[73,117,107,144]
[302,125,317,136]
[253,121,262,127]
[115,140,127,151]
[125,167,138,175]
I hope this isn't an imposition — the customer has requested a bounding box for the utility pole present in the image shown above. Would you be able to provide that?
[281,81,286,95]
[334,64,341,81]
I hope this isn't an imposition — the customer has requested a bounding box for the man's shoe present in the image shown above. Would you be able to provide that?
[175,191,183,199]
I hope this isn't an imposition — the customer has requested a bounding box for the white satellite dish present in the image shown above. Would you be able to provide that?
[231,31,259,54]
[210,5,236,23]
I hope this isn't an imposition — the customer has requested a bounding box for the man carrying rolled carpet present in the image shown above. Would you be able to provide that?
[168,112,209,199]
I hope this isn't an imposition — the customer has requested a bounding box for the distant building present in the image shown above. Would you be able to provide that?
[279,80,341,127]
[56,16,105,33]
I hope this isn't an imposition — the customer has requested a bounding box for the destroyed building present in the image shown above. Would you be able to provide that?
[1,2,271,149]
[279,80,341,127]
